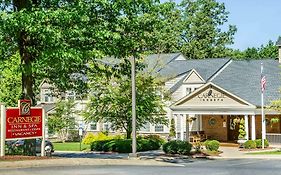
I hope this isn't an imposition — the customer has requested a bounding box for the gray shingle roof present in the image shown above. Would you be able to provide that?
[212,59,281,106]
[158,58,230,80]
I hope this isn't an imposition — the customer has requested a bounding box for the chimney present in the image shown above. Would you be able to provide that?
[277,37,281,63]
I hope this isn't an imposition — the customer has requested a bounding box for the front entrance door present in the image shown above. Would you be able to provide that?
[228,115,242,141]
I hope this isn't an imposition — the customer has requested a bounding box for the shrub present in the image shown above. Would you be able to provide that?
[255,139,269,148]
[162,140,192,155]
[104,139,132,153]
[204,140,220,151]
[83,132,95,145]
[83,132,113,145]
[144,135,165,145]
[67,130,80,142]
[91,140,112,151]
[244,140,256,149]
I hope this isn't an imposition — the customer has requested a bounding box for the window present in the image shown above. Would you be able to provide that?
[43,89,53,102]
[90,123,97,130]
[104,123,110,131]
[155,125,164,132]
[140,123,150,132]
[186,88,192,95]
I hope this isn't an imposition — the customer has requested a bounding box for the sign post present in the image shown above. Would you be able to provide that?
[0,104,6,157]
[41,109,45,156]
[79,127,83,151]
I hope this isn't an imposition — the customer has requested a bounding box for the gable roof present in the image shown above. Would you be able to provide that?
[211,59,281,106]
[172,82,255,109]
[183,69,205,83]
[157,58,231,80]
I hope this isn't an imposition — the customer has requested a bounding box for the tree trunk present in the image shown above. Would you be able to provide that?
[126,130,132,139]
[15,0,36,156]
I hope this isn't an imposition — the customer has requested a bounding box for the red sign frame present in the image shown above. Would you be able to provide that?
[6,108,43,139]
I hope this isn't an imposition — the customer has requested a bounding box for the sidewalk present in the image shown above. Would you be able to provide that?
[209,146,281,159]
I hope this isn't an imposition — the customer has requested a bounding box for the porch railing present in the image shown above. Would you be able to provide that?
[266,133,281,144]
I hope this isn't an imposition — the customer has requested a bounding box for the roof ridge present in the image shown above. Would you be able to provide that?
[207,59,233,82]
[156,53,182,73]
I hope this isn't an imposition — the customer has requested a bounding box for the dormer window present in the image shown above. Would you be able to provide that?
[43,89,53,102]
[186,88,192,95]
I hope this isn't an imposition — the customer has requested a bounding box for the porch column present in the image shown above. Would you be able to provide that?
[244,115,249,140]
[251,115,256,140]
[180,114,184,141]
[186,115,190,142]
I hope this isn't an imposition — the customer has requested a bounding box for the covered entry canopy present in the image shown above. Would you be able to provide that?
[170,82,259,142]
[170,82,256,115]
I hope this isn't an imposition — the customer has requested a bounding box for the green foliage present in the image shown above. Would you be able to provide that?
[169,118,176,137]
[162,140,192,155]
[238,118,246,139]
[82,132,115,145]
[255,139,269,148]
[231,40,278,59]
[139,135,164,151]
[0,53,21,106]
[90,136,163,153]
[179,0,237,59]
[67,130,80,142]
[244,140,257,149]
[48,100,77,142]
[91,140,113,152]
[204,140,220,151]
[83,60,168,139]
[143,135,165,145]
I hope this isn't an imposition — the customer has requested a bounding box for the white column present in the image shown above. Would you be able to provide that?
[41,109,46,157]
[244,115,249,140]
[251,115,256,140]
[180,114,184,141]
[174,114,178,139]
[186,115,190,141]
[1,104,6,157]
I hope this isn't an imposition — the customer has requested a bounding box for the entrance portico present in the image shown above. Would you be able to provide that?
[170,82,257,142]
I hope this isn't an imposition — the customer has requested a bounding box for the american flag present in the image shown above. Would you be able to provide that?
[261,63,266,93]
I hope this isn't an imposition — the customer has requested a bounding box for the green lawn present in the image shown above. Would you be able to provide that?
[53,142,90,151]
[247,150,281,155]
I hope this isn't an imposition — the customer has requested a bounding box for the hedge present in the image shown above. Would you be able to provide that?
[204,140,220,151]
[244,140,256,149]
[255,139,269,148]
[162,140,192,155]
[91,136,163,153]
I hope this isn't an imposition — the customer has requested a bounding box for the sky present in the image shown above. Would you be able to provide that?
[165,0,281,50]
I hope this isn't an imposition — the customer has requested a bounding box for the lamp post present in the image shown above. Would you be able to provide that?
[130,56,137,157]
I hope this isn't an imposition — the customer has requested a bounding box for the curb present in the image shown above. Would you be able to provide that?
[207,156,281,160]
[0,158,179,169]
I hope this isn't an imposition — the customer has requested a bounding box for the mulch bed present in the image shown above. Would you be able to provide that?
[0,155,56,161]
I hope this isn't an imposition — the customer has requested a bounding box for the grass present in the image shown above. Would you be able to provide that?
[53,142,90,151]
[247,150,281,155]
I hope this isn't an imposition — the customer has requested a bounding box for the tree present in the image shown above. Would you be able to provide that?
[179,0,237,59]
[0,53,21,106]
[230,40,278,59]
[146,1,183,54]
[48,100,76,142]
[83,60,168,139]
[169,118,176,138]
[0,0,163,155]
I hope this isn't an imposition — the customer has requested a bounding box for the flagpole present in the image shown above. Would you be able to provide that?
[261,63,265,149]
